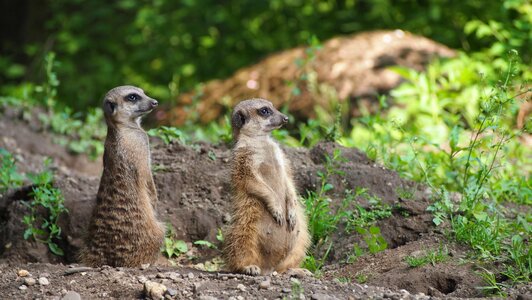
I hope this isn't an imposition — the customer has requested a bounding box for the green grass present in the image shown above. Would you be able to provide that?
[404,246,450,268]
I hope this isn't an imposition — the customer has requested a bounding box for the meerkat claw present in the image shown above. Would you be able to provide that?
[287,210,296,231]
[243,265,261,276]
[272,209,284,226]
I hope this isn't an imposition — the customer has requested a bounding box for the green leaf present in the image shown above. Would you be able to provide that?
[174,240,188,253]
[323,183,334,192]
[48,242,64,256]
[369,226,381,235]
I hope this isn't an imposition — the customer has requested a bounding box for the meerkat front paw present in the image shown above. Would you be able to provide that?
[243,265,261,276]
[271,207,285,226]
[287,209,296,231]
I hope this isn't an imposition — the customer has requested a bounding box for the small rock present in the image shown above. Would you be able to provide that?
[144,281,167,300]
[38,277,50,286]
[138,275,148,284]
[62,291,82,300]
[166,288,177,297]
[221,276,228,281]
[156,273,165,279]
[24,277,36,286]
[141,263,150,270]
[17,270,30,277]
[237,283,246,292]
[282,287,291,293]
[311,294,333,300]
[19,285,27,290]
[259,279,271,290]
[187,272,194,279]
[517,294,532,300]
[194,282,203,293]
[198,296,218,300]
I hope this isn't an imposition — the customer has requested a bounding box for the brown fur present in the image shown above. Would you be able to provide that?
[223,99,311,275]
[79,86,165,267]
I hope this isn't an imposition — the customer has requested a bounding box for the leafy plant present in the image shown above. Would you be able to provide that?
[161,225,188,258]
[0,148,25,193]
[22,158,68,256]
[147,126,186,145]
[194,240,217,249]
[354,226,388,255]
[304,148,349,244]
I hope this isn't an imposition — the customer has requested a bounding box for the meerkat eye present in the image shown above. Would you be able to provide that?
[258,107,271,116]
[125,93,140,102]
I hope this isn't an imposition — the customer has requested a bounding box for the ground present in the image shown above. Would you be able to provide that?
[0,109,530,299]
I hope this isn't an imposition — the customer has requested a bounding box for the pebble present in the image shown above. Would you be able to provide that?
[19,285,27,290]
[17,269,30,277]
[311,294,335,300]
[166,288,177,297]
[282,287,291,293]
[141,264,150,270]
[144,281,167,300]
[137,275,148,284]
[38,277,50,286]
[24,277,36,286]
[259,279,271,290]
[61,291,81,300]
[187,272,194,279]
[198,296,218,300]
[194,282,203,293]
[237,283,246,292]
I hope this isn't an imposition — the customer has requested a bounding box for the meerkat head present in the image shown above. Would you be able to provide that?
[231,98,288,140]
[102,85,158,126]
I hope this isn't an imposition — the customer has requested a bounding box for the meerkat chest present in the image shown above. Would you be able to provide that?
[254,142,287,184]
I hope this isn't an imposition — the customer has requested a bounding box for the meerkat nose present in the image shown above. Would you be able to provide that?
[282,115,289,123]
[150,100,158,108]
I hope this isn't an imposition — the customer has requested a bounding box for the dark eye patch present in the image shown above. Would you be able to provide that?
[257,107,272,117]
[125,93,140,102]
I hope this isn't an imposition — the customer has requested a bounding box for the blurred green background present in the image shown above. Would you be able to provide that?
[1,0,529,109]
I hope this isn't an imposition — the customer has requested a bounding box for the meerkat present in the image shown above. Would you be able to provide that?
[223,98,311,276]
[79,86,165,267]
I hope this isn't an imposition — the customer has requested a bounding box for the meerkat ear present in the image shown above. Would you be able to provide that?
[103,99,117,116]
[231,110,247,129]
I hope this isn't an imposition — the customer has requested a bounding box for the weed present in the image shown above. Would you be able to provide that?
[304,148,348,244]
[216,228,224,243]
[148,126,186,145]
[207,150,217,161]
[354,273,368,284]
[355,226,388,255]
[302,241,333,276]
[161,225,188,258]
[396,187,414,200]
[22,158,68,256]
[344,191,392,231]
[290,278,304,299]
[477,268,507,296]
[404,246,449,267]
[336,276,351,283]
[194,240,217,249]
[0,148,24,193]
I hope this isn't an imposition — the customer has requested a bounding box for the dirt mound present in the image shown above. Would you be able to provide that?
[3,116,523,298]
[161,30,455,125]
